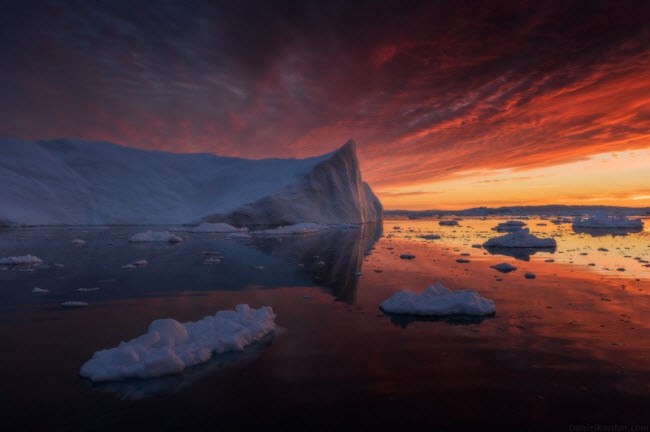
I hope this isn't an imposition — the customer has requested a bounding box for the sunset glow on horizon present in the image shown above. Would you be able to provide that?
[2,0,649,210]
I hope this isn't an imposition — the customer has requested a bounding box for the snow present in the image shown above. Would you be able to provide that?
[254,222,330,235]
[380,282,495,316]
[572,215,644,229]
[191,222,246,233]
[80,304,276,382]
[129,231,183,243]
[0,138,382,226]
[483,229,556,248]
[0,254,44,265]
[491,263,518,273]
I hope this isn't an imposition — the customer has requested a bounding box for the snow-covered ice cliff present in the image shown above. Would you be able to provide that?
[0,138,382,226]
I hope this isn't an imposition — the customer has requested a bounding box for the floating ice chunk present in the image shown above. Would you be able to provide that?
[255,223,330,235]
[493,220,527,232]
[439,220,459,226]
[192,223,247,233]
[380,282,495,317]
[132,260,148,266]
[419,234,441,240]
[456,258,470,263]
[400,253,416,259]
[524,272,536,279]
[572,215,643,229]
[122,264,136,269]
[483,229,556,248]
[551,217,573,224]
[76,287,100,292]
[32,287,49,293]
[72,239,86,245]
[0,254,44,265]
[79,304,276,382]
[62,301,88,308]
[491,263,518,273]
[129,231,183,243]
[203,256,221,265]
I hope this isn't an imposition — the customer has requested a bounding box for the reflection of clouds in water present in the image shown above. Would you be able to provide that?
[83,334,275,400]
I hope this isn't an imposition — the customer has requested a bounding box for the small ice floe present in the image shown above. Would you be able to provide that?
[0,254,44,266]
[129,231,183,243]
[419,234,441,240]
[79,304,276,382]
[598,248,609,252]
[524,272,536,279]
[572,215,643,229]
[493,220,527,232]
[191,223,247,233]
[203,256,221,265]
[72,239,86,245]
[456,258,470,263]
[491,263,518,273]
[439,220,459,226]
[483,229,556,248]
[32,287,49,293]
[399,253,416,259]
[122,264,136,270]
[471,244,483,249]
[380,282,495,317]
[132,260,148,266]
[61,301,88,308]
[393,226,402,230]
[551,217,573,224]
[255,223,329,235]
[76,287,100,292]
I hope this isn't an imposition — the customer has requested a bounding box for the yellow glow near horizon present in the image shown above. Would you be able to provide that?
[377,148,650,210]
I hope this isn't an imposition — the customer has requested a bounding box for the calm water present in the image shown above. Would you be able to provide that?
[1,218,649,430]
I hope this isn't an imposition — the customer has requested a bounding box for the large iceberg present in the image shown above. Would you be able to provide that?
[0,138,382,226]
[80,304,276,382]
[572,215,643,229]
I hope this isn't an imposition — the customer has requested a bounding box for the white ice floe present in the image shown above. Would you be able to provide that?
[32,287,49,293]
[0,254,44,265]
[439,220,459,226]
[191,222,247,233]
[80,304,276,382]
[491,263,518,273]
[483,229,556,248]
[493,220,527,232]
[129,231,183,243]
[572,215,644,229]
[61,301,88,308]
[380,282,495,316]
[72,239,86,245]
[132,260,148,266]
[255,222,330,235]
[76,287,100,292]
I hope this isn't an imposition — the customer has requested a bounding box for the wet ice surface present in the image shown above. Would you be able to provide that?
[1,219,650,430]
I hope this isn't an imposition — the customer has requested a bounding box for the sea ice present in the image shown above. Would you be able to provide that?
[380,282,495,316]
[80,304,276,382]
[572,215,643,229]
[491,263,518,273]
[32,287,49,293]
[72,239,86,245]
[129,231,183,243]
[0,254,44,265]
[61,301,89,308]
[483,229,556,248]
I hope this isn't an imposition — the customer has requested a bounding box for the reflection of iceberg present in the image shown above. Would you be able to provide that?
[572,226,642,237]
[386,313,492,328]
[252,222,383,302]
[484,246,556,261]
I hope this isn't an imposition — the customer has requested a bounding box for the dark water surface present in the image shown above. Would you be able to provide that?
[1,220,649,431]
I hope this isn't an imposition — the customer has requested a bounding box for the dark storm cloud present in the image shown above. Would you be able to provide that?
[1,0,649,188]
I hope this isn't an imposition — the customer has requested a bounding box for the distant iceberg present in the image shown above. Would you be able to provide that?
[493,220,526,232]
[80,304,276,382]
[483,228,556,248]
[0,138,382,226]
[572,215,643,229]
[380,282,495,317]
[129,231,183,243]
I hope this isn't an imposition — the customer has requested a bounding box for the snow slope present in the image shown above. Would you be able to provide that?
[0,138,382,226]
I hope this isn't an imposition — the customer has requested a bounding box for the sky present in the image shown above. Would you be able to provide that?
[1,0,649,210]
